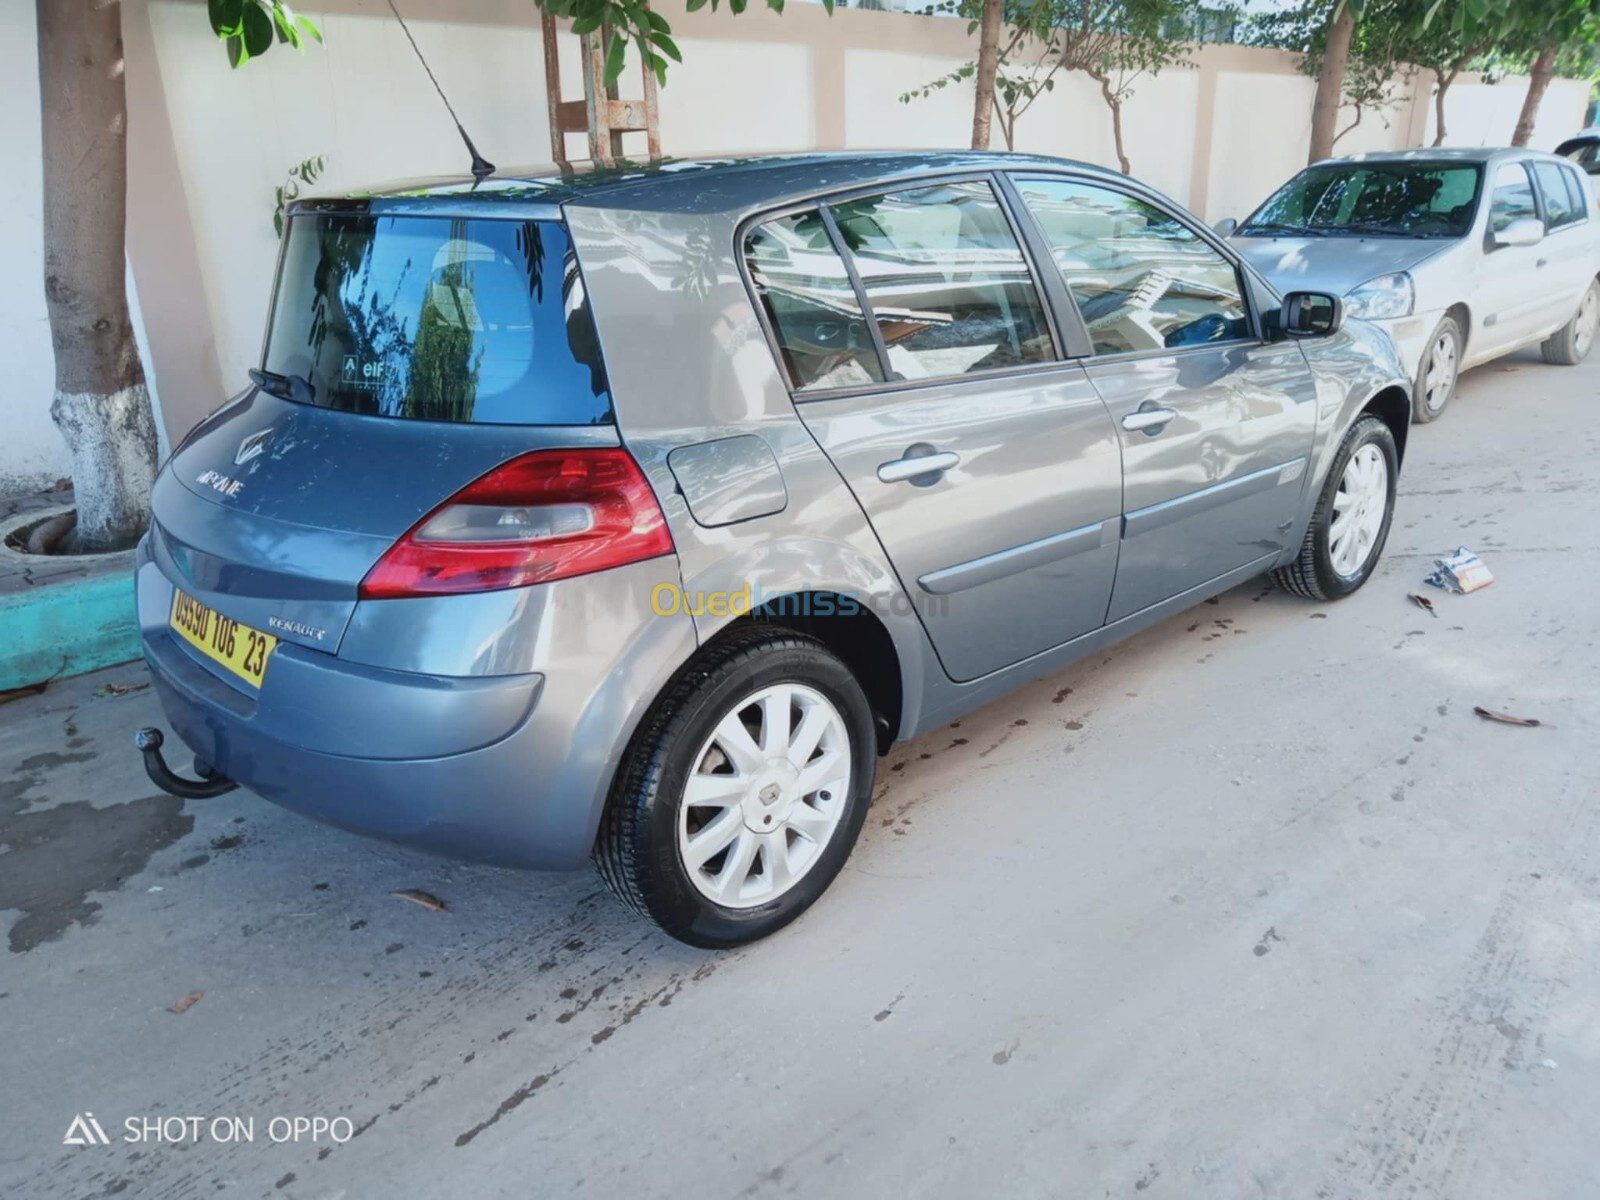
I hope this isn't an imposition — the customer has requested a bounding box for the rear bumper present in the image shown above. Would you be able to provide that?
[137,542,696,870]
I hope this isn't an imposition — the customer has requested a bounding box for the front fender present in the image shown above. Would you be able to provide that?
[1282,322,1412,565]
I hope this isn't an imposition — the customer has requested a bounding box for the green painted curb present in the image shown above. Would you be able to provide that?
[0,569,140,692]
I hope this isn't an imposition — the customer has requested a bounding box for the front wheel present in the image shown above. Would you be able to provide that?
[594,627,876,948]
[1540,279,1600,365]
[1411,315,1461,424]
[1272,415,1398,601]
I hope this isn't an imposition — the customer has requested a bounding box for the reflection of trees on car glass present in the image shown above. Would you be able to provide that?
[1017,179,1248,356]
[825,182,1053,381]
[404,218,484,423]
[1251,167,1481,237]
[267,214,613,426]
[1490,164,1536,232]
[743,210,883,391]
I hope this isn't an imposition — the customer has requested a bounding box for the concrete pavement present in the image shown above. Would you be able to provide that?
[3,347,1598,1199]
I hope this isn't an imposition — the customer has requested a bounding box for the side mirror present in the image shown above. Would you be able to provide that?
[1212,216,1238,236]
[1279,291,1343,338]
[1493,217,1545,248]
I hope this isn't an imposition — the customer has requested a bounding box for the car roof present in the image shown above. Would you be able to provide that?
[299,150,1125,218]
[1311,146,1563,167]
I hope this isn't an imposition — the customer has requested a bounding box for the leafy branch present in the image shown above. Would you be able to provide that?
[274,155,326,238]
[207,0,322,69]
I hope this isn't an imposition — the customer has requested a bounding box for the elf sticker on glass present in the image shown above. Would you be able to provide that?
[342,354,384,388]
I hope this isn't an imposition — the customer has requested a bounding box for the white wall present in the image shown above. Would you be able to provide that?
[660,38,816,152]
[1427,75,1590,149]
[145,0,563,403]
[1,0,67,496]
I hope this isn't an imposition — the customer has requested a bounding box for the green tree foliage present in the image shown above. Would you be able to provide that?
[1249,0,1495,146]
[901,0,1197,169]
[207,0,322,69]
[205,0,833,87]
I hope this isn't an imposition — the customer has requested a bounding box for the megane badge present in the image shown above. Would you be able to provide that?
[235,428,272,466]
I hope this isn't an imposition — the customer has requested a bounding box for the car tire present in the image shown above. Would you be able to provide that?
[1272,415,1398,602]
[594,626,877,948]
[1411,315,1462,424]
[1540,278,1600,365]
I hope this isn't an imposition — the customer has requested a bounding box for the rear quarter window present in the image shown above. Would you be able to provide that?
[264,214,613,425]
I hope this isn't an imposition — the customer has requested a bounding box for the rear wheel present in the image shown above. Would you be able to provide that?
[1411,315,1461,424]
[594,627,876,948]
[1540,279,1600,365]
[1272,415,1398,601]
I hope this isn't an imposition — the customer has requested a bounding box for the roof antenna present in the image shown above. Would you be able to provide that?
[383,0,495,186]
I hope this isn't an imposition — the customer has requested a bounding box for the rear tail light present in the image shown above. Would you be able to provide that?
[359,449,673,599]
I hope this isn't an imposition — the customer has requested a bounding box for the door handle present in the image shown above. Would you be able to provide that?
[1537,256,1550,268]
[1122,408,1178,434]
[878,450,960,483]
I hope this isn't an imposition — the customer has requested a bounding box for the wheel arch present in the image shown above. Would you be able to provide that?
[674,538,933,753]
[1359,384,1411,466]
[1443,302,1472,357]
[728,595,904,755]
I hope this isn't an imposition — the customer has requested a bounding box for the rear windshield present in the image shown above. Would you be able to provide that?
[262,214,612,425]
[1239,163,1483,239]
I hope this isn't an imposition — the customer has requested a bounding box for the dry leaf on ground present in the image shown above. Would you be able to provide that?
[97,681,150,697]
[390,889,447,912]
[1474,706,1541,728]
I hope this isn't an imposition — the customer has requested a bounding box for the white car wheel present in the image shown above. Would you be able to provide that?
[678,683,852,910]
[1412,317,1461,424]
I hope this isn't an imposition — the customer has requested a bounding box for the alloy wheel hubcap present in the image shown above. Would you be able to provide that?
[1329,444,1389,579]
[678,683,852,909]
[1423,332,1457,412]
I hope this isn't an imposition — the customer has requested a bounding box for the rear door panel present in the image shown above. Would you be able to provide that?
[797,367,1122,682]
[744,177,1125,683]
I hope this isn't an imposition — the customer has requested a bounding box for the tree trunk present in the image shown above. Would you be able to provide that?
[1432,68,1449,146]
[1308,0,1355,164]
[1512,45,1558,148]
[1091,71,1131,174]
[36,0,158,554]
[970,0,1003,150]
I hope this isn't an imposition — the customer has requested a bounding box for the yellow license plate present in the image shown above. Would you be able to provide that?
[169,589,277,688]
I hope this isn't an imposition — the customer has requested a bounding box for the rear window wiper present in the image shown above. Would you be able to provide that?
[248,368,316,405]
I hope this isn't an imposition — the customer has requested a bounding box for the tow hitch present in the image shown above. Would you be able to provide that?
[134,728,238,799]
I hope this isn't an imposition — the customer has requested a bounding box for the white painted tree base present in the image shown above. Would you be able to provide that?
[49,382,159,554]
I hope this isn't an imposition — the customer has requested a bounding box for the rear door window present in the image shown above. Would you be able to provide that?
[263,214,612,425]
[1489,162,1538,232]
[744,210,886,391]
[826,180,1055,380]
[1014,177,1251,356]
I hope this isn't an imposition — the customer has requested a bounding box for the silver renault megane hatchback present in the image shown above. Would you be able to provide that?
[137,152,1411,947]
